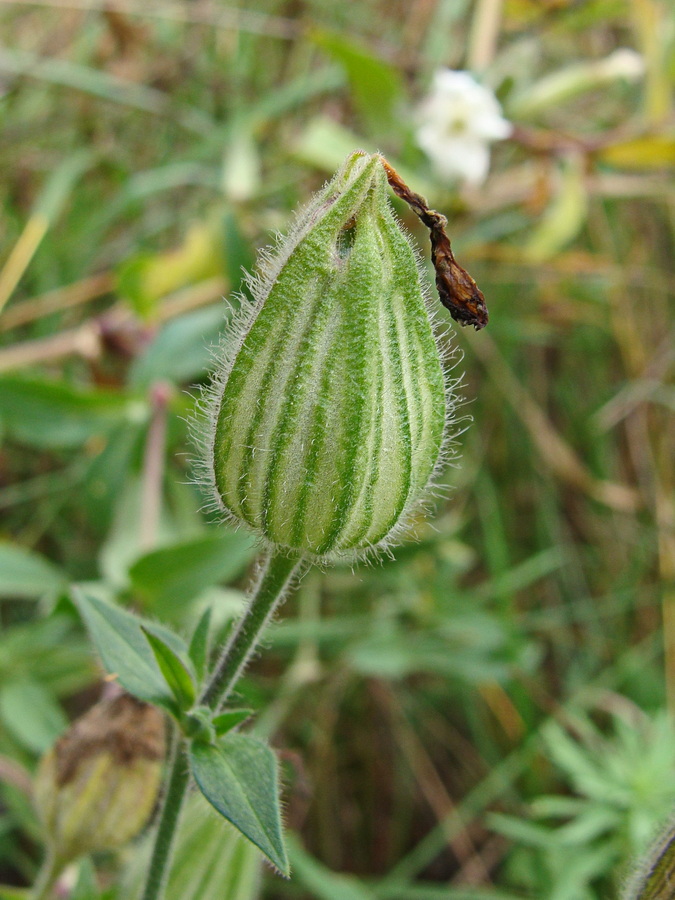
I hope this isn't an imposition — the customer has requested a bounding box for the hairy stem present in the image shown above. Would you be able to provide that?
[141,737,190,900]
[140,548,306,900]
[200,550,306,709]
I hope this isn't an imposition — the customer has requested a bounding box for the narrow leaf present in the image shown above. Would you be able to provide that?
[311,30,404,134]
[142,627,196,711]
[212,709,253,736]
[524,156,588,263]
[0,376,130,449]
[0,47,213,135]
[188,606,212,680]
[190,734,288,875]
[73,587,188,713]
[33,150,94,223]
[286,834,375,900]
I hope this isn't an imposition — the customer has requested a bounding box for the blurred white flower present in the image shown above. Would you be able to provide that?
[416,69,512,184]
[415,70,512,187]
[510,48,645,118]
[596,48,645,81]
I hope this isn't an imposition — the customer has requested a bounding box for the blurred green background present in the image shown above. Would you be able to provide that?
[0,0,674,898]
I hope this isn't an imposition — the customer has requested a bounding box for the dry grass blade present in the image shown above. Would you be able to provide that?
[0,277,227,372]
[471,332,640,513]
[0,273,115,332]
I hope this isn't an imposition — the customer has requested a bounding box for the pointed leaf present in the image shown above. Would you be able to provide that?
[190,734,288,875]
[0,542,65,599]
[188,606,212,680]
[73,587,188,713]
[128,530,255,613]
[212,709,253,736]
[0,376,131,449]
[142,627,196,711]
[70,858,100,900]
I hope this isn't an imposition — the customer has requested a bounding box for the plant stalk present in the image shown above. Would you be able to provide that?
[140,548,306,900]
[30,848,61,900]
[200,550,305,709]
[140,737,190,900]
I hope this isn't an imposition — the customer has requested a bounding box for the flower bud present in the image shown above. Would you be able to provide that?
[34,693,165,865]
[203,152,453,562]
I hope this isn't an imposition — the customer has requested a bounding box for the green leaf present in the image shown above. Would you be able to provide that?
[523,156,588,263]
[0,542,65,599]
[128,531,256,614]
[507,52,647,120]
[31,150,94,223]
[311,30,404,134]
[142,627,197,712]
[69,858,100,900]
[0,679,68,753]
[286,833,375,900]
[73,587,189,713]
[0,47,213,135]
[81,423,142,535]
[188,607,212,680]
[0,376,133,449]
[221,209,256,295]
[129,305,226,388]
[554,807,620,846]
[212,709,253,736]
[190,734,288,875]
[486,812,556,849]
[0,887,31,900]
[119,792,262,900]
[0,616,94,697]
[117,221,223,319]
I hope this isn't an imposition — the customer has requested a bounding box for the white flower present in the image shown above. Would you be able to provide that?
[415,70,512,187]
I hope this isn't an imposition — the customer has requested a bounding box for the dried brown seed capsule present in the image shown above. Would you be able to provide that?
[34,692,165,866]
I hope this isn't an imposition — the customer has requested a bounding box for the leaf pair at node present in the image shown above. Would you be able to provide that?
[73,589,289,874]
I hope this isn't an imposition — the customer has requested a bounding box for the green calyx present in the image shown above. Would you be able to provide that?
[206,152,451,562]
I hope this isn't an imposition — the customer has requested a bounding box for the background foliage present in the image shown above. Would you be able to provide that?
[0,0,674,898]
